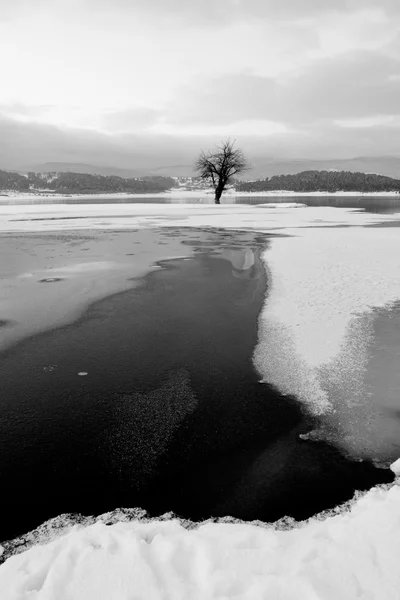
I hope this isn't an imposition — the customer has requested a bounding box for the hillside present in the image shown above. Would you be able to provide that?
[0,170,175,195]
[3,168,400,196]
[236,170,400,193]
[17,156,400,181]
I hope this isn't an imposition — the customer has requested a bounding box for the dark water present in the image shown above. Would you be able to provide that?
[0,229,393,543]
[3,195,400,214]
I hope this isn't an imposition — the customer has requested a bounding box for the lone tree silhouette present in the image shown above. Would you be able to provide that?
[195,139,249,204]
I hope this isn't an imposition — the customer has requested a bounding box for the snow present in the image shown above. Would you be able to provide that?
[2,189,400,201]
[1,202,399,234]
[254,228,400,406]
[252,201,307,207]
[391,459,400,475]
[253,226,400,460]
[0,474,399,600]
[1,202,400,598]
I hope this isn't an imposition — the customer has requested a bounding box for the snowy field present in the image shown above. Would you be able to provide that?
[1,202,399,233]
[1,202,400,599]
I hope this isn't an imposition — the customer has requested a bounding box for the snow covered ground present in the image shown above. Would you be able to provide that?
[1,202,400,598]
[1,202,399,233]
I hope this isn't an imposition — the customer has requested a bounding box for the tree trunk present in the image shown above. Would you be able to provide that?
[215,186,223,204]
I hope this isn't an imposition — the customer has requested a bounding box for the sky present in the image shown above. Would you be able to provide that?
[1,0,400,171]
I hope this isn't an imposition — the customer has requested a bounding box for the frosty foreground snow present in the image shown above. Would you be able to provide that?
[0,462,399,600]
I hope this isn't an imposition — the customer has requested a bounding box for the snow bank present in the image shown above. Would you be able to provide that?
[0,476,399,600]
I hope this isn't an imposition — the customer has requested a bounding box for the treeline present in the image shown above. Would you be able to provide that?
[236,170,400,193]
[0,170,175,194]
[0,170,30,191]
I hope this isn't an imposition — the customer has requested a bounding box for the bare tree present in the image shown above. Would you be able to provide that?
[195,139,250,204]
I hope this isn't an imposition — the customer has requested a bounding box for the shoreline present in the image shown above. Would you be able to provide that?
[1,189,400,201]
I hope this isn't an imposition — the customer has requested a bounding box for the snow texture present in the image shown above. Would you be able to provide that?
[0,478,399,600]
[1,203,399,234]
[253,227,400,460]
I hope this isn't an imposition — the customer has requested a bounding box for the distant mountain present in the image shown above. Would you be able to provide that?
[11,155,400,180]
[236,170,400,193]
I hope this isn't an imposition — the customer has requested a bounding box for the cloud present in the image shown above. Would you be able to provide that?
[101,108,161,133]
[86,0,349,26]
[84,0,400,25]
[165,51,400,127]
[0,114,203,170]
[278,51,400,122]
[2,106,400,175]
[0,103,54,120]
[0,0,53,21]
[0,115,111,166]
[166,74,277,126]
[3,0,369,26]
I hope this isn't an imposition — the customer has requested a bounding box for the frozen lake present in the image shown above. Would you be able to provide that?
[1,201,400,599]
[0,200,399,553]
[1,226,393,543]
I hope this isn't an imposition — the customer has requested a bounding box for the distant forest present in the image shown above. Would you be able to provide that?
[0,170,175,194]
[2,168,400,195]
[236,170,400,193]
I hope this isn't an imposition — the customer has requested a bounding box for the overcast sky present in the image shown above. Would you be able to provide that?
[1,0,400,169]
